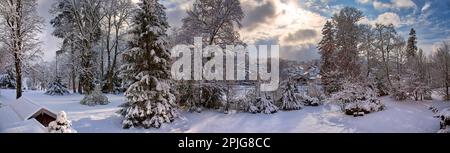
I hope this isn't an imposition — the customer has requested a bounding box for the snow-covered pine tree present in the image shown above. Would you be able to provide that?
[256,94,278,114]
[238,89,259,113]
[45,77,70,96]
[80,84,110,106]
[48,111,76,133]
[119,0,178,129]
[278,79,302,110]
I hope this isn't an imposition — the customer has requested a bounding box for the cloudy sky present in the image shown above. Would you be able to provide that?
[37,0,450,61]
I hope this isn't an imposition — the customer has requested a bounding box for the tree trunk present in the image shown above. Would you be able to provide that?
[78,75,83,94]
[14,53,22,99]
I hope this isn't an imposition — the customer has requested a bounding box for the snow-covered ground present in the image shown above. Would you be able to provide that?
[1,89,449,133]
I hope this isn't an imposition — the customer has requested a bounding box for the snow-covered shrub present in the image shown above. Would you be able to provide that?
[256,95,278,114]
[438,128,448,133]
[395,71,432,101]
[296,93,321,106]
[80,84,110,106]
[236,89,258,113]
[373,75,389,96]
[407,82,432,101]
[238,91,278,114]
[429,105,439,114]
[176,82,226,112]
[437,108,450,130]
[48,111,76,133]
[322,70,342,94]
[0,72,16,89]
[277,80,302,110]
[330,81,385,116]
[437,88,450,101]
[201,83,226,109]
[391,88,408,101]
[45,78,70,96]
[175,82,201,112]
[307,82,325,101]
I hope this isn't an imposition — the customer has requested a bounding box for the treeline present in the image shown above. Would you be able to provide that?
[318,7,450,101]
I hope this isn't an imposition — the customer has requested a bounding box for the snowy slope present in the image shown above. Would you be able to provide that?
[0,89,449,133]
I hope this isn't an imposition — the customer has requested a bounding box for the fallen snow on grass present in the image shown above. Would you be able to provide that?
[1,89,449,133]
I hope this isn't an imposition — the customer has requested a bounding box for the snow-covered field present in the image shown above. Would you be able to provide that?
[1,89,449,133]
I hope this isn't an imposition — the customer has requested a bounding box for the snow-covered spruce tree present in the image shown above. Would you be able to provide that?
[48,111,76,133]
[406,28,418,58]
[278,79,302,110]
[118,0,178,129]
[330,80,385,116]
[80,84,110,106]
[238,89,259,113]
[256,94,278,114]
[45,78,70,96]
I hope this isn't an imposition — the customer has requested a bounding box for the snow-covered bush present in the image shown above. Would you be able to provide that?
[438,128,448,133]
[236,89,258,113]
[80,84,110,106]
[238,91,278,114]
[277,80,302,110]
[176,82,225,112]
[45,78,70,96]
[330,81,385,116]
[175,82,201,112]
[437,88,450,101]
[0,72,16,89]
[391,87,408,101]
[437,108,450,130]
[429,105,439,114]
[48,111,76,133]
[373,75,389,96]
[322,70,342,94]
[307,82,325,101]
[201,83,226,109]
[407,81,432,101]
[255,95,278,114]
[296,93,321,106]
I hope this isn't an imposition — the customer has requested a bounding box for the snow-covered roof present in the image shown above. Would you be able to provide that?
[1,119,47,133]
[0,106,22,124]
[0,98,56,133]
[8,97,56,120]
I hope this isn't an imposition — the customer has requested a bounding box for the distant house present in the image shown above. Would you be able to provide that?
[283,66,322,94]
[0,98,56,133]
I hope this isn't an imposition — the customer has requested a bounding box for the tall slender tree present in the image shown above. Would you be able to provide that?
[332,7,363,78]
[318,21,337,94]
[406,28,417,59]
[0,0,43,99]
